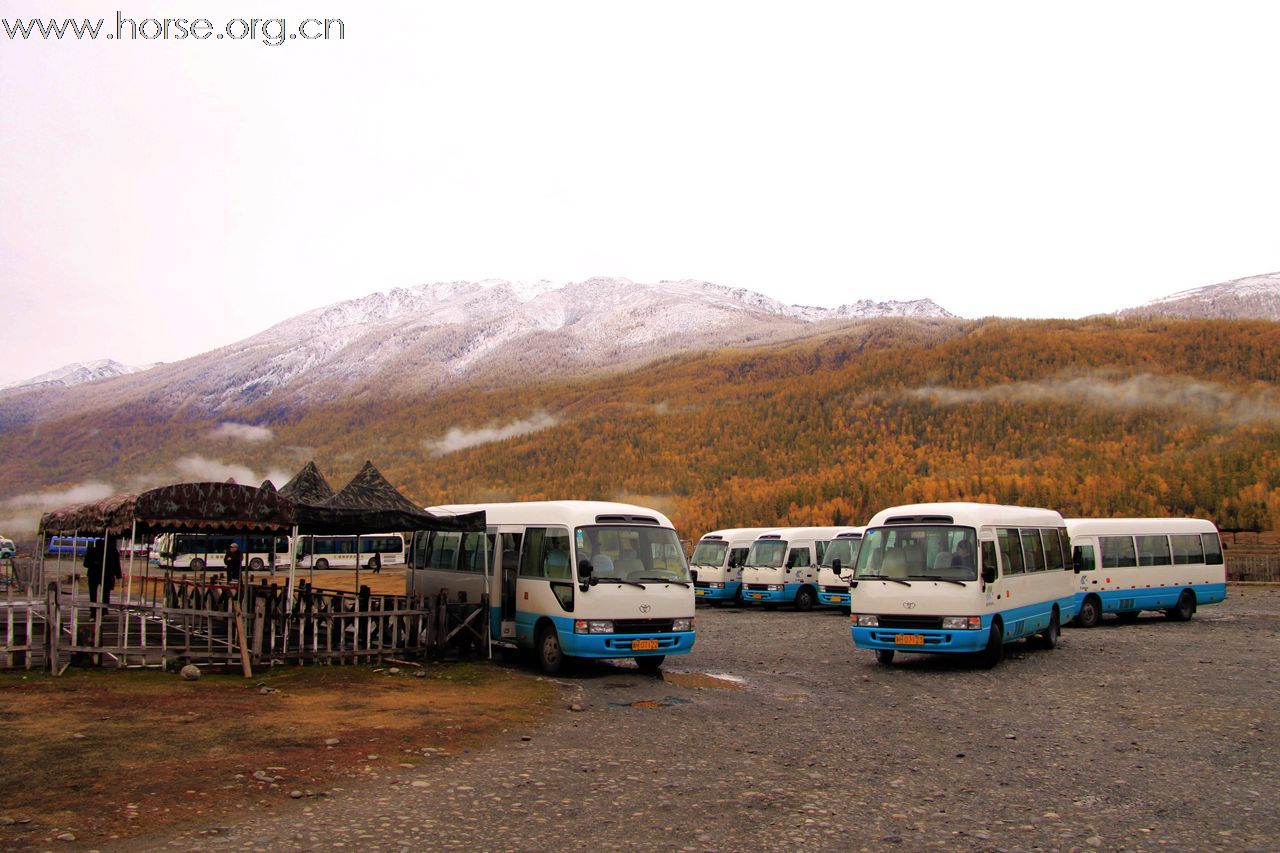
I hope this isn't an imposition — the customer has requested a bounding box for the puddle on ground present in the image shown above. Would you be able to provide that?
[662,671,745,690]
[608,696,693,709]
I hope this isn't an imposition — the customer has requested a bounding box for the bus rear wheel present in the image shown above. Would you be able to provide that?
[249,558,264,571]
[1075,596,1101,629]
[190,558,205,572]
[1038,610,1060,650]
[536,624,564,675]
[1166,590,1196,622]
[978,622,1004,669]
[794,587,816,612]
[875,649,895,666]
[636,655,665,674]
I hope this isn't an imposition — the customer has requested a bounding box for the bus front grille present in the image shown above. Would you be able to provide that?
[612,618,676,634]
[877,615,944,630]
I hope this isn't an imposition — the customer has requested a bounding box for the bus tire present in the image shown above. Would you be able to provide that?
[978,621,1004,669]
[875,649,895,666]
[1076,595,1102,629]
[1038,609,1060,650]
[315,558,329,571]
[1166,590,1196,622]
[535,624,564,675]
[794,586,817,612]
[190,558,205,572]
[636,655,665,674]
[249,558,264,571]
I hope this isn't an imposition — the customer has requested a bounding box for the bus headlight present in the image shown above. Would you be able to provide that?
[766,584,784,591]
[941,616,982,630]
[854,614,879,627]
[707,582,725,589]
[672,617,694,632]
[574,620,614,634]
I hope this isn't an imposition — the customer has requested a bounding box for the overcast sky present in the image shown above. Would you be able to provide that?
[2,1,1278,385]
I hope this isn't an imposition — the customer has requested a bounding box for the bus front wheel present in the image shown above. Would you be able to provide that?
[536,624,564,675]
[636,655,665,674]
[1076,596,1101,629]
[978,622,1004,669]
[190,558,205,571]
[315,558,329,570]
[249,558,264,571]
[1166,590,1196,622]
[794,586,816,612]
[875,649,895,666]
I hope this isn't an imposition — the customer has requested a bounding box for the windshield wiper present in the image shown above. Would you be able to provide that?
[858,574,912,587]
[910,576,969,587]
[595,577,647,589]
[638,577,691,587]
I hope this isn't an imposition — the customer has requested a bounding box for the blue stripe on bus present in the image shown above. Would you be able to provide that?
[739,583,800,604]
[694,581,742,601]
[511,612,695,658]
[852,596,1077,654]
[1075,582,1227,614]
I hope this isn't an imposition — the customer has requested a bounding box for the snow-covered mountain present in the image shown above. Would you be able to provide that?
[0,277,954,426]
[0,359,157,391]
[1114,272,1280,321]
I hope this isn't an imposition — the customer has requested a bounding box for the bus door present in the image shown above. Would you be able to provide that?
[498,531,521,639]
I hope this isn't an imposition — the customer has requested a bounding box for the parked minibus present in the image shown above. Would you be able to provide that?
[154,533,289,571]
[815,527,864,610]
[690,527,777,605]
[46,535,98,558]
[293,533,406,570]
[849,503,1078,667]
[1064,517,1226,627]
[739,527,846,611]
[414,501,696,674]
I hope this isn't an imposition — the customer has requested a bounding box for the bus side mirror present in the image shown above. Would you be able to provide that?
[578,558,593,591]
[832,558,842,574]
[982,564,997,584]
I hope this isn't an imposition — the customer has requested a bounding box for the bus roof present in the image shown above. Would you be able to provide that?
[697,527,779,543]
[751,526,856,542]
[1064,517,1219,536]
[426,500,677,530]
[865,502,1066,529]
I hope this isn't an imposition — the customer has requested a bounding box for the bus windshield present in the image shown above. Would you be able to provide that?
[576,525,691,582]
[820,537,861,569]
[690,540,728,567]
[854,526,978,582]
[745,540,787,568]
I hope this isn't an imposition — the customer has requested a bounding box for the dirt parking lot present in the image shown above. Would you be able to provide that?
[100,587,1280,850]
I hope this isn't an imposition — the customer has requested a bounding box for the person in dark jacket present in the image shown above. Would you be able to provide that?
[224,542,244,583]
[85,536,123,605]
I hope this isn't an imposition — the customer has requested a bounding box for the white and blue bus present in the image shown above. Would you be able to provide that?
[815,527,864,610]
[690,527,777,605]
[1065,517,1226,627]
[47,535,98,558]
[850,503,1078,668]
[293,533,407,570]
[154,533,290,571]
[739,527,845,611]
[414,501,696,674]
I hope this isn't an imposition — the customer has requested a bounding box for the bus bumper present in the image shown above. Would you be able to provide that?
[694,582,741,602]
[561,630,696,659]
[818,591,850,607]
[740,585,795,604]
[851,624,991,654]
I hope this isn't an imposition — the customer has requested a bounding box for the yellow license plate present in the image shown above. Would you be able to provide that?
[632,639,659,651]
[749,593,764,599]
[895,634,925,646]
[695,589,707,595]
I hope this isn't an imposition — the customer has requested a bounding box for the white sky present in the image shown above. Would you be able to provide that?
[2,1,1279,385]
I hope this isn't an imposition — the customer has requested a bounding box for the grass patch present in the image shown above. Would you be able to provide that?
[0,662,555,846]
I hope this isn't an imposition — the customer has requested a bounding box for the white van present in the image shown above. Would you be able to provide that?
[815,527,864,609]
[739,527,847,611]
[690,527,777,605]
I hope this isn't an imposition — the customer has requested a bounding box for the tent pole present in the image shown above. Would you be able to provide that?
[126,519,137,605]
[286,525,299,606]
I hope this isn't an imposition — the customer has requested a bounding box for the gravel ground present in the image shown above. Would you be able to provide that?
[134,587,1279,852]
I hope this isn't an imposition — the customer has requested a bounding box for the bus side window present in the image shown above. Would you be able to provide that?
[997,528,1024,574]
[1202,533,1224,565]
[787,548,810,569]
[1171,534,1203,565]
[1074,545,1096,572]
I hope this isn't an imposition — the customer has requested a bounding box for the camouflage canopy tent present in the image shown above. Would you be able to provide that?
[39,482,296,537]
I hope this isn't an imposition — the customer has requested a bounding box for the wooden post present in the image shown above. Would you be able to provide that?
[232,598,252,678]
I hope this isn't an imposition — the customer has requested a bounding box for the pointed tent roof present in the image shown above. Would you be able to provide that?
[259,479,277,492]
[323,461,420,513]
[278,461,335,506]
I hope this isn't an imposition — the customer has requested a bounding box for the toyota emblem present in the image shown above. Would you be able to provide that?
[639,604,652,614]
[902,601,917,609]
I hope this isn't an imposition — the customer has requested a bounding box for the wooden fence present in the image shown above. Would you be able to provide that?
[0,570,487,674]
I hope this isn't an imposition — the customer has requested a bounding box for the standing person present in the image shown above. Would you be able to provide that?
[224,541,243,584]
[84,538,104,603]
[369,551,381,574]
[102,535,122,605]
